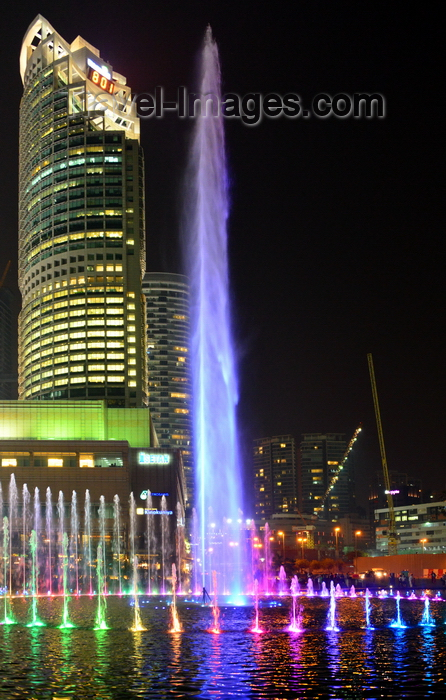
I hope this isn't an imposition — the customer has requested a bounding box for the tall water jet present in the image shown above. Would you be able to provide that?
[98,496,107,594]
[160,495,169,595]
[22,484,30,594]
[326,584,340,631]
[84,490,92,595]
[8,475,18,593]
[264,523,272,595]
[1,517,15,624]
[251,579,263,633]
[169,563,182,633]
[70,491,79,594]
[210,570,221,634]
[420,596,435,627]
[45,487,53,595]
[27,530,45,627]
[364,588,374,629]
[59,533,74,629]
[185,26,243,593]
[278,566,287,595]
[113,494,122,595]
[192,508,200,595]
[176,502,184,594]
[129,493,145,630]
[288,576,302,633]
[94,544,108,630]
[145,490,155,594]
[390,591,407,628]
[33,488,41,591]
[57,490,65,593]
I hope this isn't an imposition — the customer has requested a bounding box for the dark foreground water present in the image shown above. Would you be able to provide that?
[0,595,445,699]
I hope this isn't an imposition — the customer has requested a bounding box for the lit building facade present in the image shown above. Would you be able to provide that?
[142,273,192,503]
[299,433,354,519]
[0,400,186,576]
[0,289,14,399]
[18,16,147,407]
[375,501,446,554]
[253,435,297,519]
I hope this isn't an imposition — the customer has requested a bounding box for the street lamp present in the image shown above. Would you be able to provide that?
[334,527,341,558]
[278,531,285,559]
[297,536,306,559]
[420,538,427,552]
[354,530,362,572]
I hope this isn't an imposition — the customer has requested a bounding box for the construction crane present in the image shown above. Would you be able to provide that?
[367,353,398,555]
[320,424,363,512]
[0,260,11,289]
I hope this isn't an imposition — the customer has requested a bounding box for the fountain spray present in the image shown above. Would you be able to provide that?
[210,571,221,634]
[169,563,182,633]
[27,530,45,627]
[94,544,108,630]
[59,532,74,629]
[186,26,243,594]
[1,517,15,624]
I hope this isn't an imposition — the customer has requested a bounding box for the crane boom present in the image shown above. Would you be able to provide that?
[320,424,362,512]
[367,353,398,555]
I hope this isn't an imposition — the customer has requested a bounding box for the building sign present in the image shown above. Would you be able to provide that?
[87,65,115,94]
[140,490,169,500]
[385,489,400,495]
[135,508,173,515]
[138,452,171,465]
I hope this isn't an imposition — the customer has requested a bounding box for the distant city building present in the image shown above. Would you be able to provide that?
[369,470,423,510]
[142,273,193,504]
[18,16,147,407]
[375,500,446,554]
[368,471,423,548]
[299,433,355,519]
[0,399,186,586]
[0,289,14,399]
[253,435,297,519]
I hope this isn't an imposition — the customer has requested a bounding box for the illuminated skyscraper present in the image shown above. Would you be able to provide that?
[0,289,14,399]
[142,273,193,502]
[18,16,147,406]
[253,435,297,519]
[299,433,354,518]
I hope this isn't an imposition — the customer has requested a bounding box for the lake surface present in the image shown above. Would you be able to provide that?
[0,595,445,698]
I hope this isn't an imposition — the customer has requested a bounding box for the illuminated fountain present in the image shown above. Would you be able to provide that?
[59,533,74,629]
[326,585,340,631]
[420,595,435,627]
[364,588,374,629]
[185,26,244,594]
[288,576,302,633]
[251,579,263,633]
[169,564,182,633]
[390,591,407,629]
[210,572,221,634]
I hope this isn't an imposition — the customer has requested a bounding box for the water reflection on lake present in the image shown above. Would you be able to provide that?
[0,596,445,698]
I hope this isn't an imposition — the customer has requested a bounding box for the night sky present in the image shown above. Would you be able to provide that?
[1,2,443,507]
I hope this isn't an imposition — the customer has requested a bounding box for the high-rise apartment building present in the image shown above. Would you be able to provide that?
[0,289,14,399]
[18,16,147,407]
[142,273,192,501]
[299,433,355,519]
[253,435,297,519]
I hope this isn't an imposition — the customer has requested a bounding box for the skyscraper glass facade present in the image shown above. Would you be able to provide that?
[300,433,354,518]
[253,435,297,519]
[18,16,147,407]
[0,289,14,399]
[142,273,192,502]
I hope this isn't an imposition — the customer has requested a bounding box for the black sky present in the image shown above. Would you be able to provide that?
[1,2,444,505]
